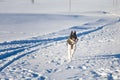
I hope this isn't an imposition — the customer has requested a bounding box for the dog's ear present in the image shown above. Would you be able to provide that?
[70,31,73,39]
[74,31,77,39]
[74,31,76,34]
[73,31,76,37]
[70,31,74,36]
[71,31,74,35]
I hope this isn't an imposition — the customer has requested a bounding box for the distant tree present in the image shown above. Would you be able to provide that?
[113,0,118,8]
[31,0,34,4]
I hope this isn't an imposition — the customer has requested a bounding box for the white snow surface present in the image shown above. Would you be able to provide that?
[0,12,120,80]
[0,0,120,80]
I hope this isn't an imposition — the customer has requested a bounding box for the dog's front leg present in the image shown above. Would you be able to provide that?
[68,44,71,62]
[70,44,76,60]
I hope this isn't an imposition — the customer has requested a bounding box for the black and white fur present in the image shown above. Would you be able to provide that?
[67,31,78,62]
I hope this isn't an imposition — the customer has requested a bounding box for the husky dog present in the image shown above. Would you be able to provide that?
[67,31,78,62]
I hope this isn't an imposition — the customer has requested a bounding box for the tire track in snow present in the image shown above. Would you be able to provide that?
[0,49,38,72]
[0,39,42,46]
[0,48,25,60]
[0,42,42,60]
[0,41,42,71]
[0,45,29,52]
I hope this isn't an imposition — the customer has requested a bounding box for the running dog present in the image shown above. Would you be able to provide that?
[67,31,78,62]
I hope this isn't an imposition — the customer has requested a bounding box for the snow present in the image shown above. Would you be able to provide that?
[0,14,90,42]
[0,0,120,80]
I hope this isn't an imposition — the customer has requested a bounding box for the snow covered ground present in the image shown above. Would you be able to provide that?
[0,12,120,80]
[0,13,88,42]
[0,0,120,80]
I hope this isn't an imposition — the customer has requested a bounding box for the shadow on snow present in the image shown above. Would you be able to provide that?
[99,54,120,59]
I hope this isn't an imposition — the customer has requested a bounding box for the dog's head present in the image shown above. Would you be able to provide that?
[70,31,77,40]
[67,31,78,45]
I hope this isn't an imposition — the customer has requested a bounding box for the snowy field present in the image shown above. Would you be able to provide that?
[0,0,120,80]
